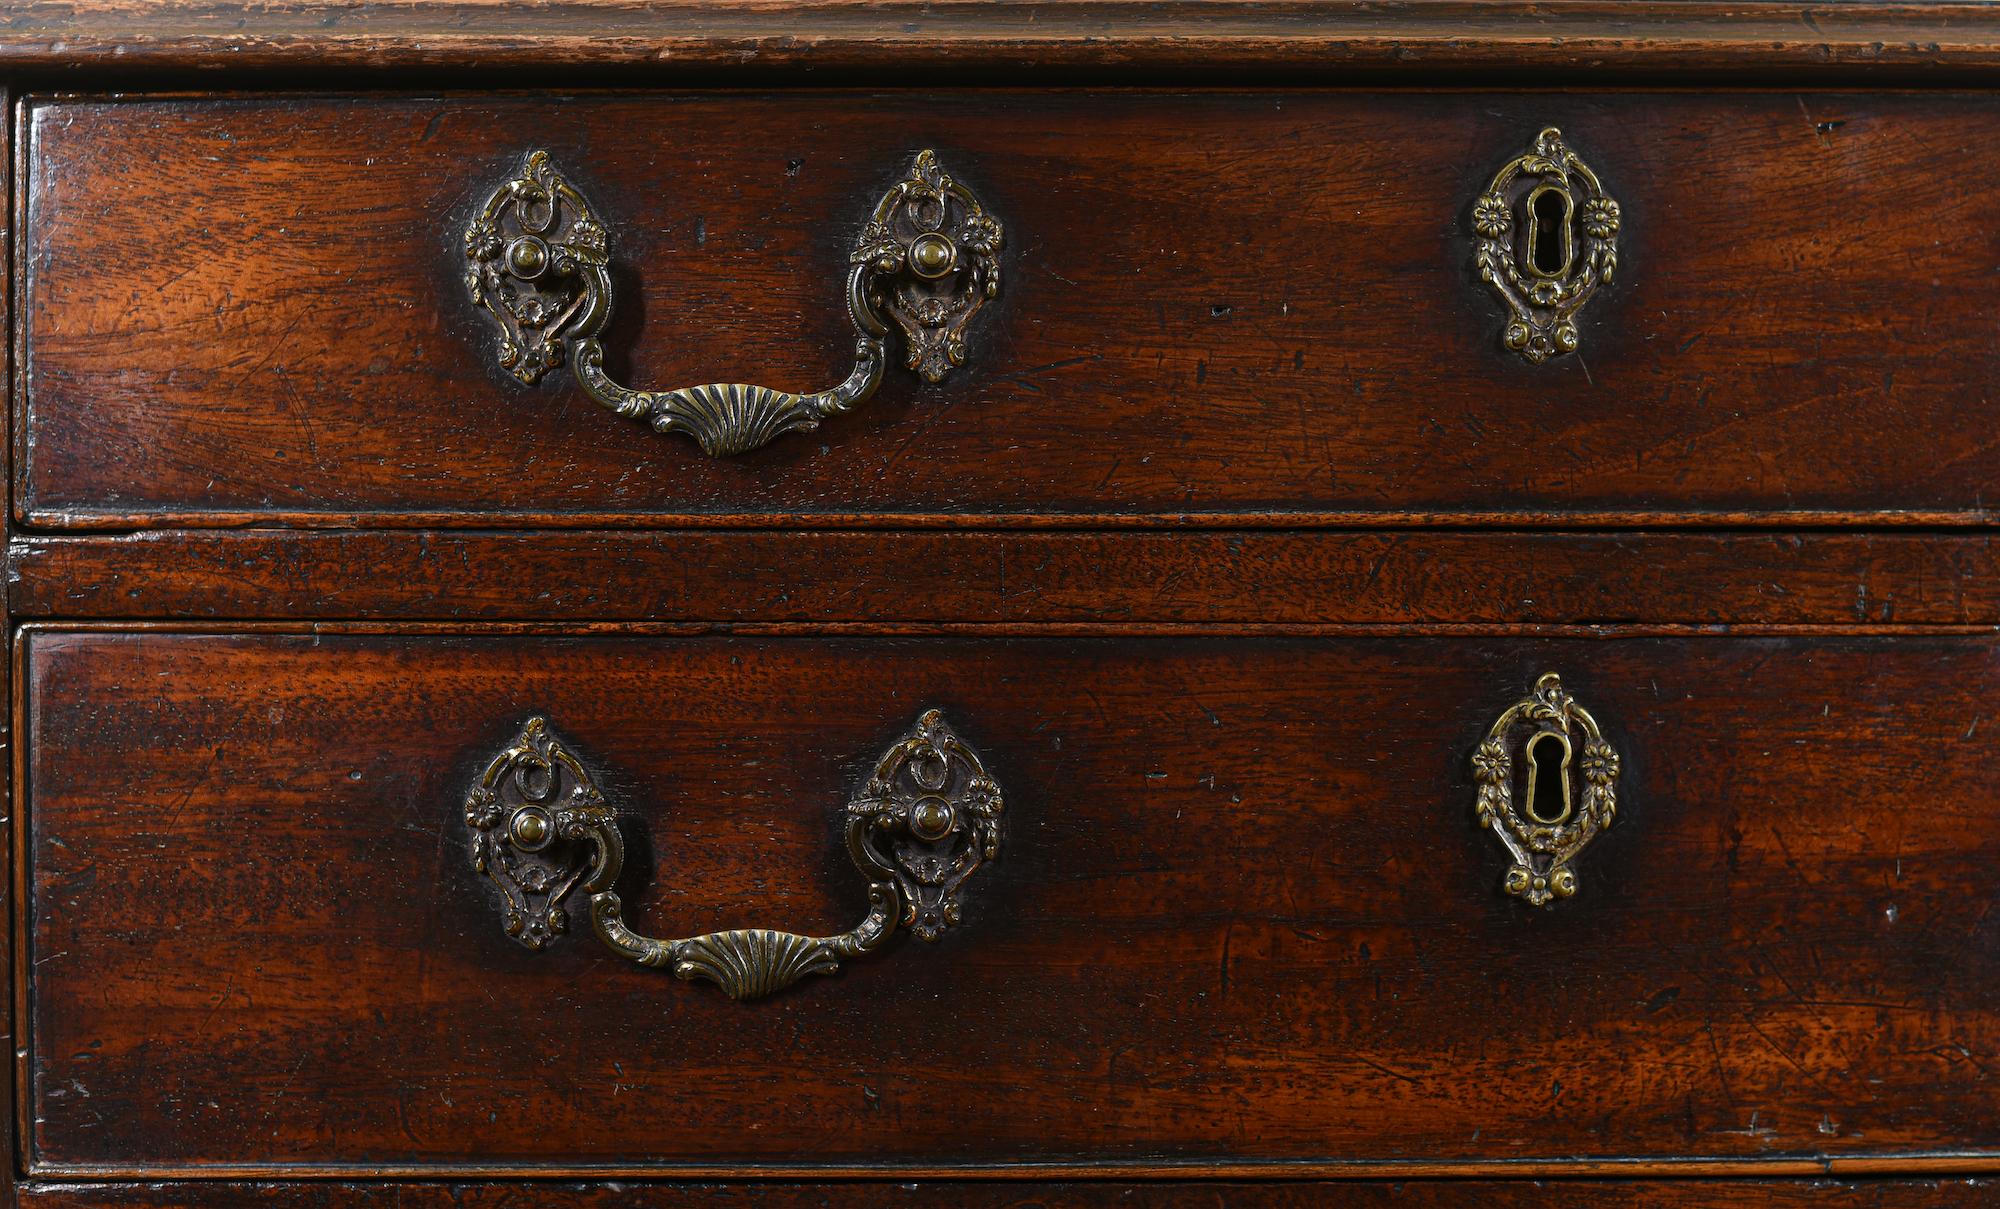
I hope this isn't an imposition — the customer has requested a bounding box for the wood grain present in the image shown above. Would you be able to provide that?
[12,6,2000,1202]
[0,80,17,1203]
[16,1178,2000,1207]
[12,530,2000,625]
[21,92,2000,528]
[21,629,2000,1173]
[0,3,1998,80]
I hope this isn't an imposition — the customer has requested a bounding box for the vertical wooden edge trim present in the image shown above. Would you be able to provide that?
[9,92,24,536]
[9,628,25,1190]
[3,82,19,1202]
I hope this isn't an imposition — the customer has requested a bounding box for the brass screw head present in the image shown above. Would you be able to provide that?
[510,806,553,850]
[908,232,958,280]
[910,796,956,841]
[507,235,550,279]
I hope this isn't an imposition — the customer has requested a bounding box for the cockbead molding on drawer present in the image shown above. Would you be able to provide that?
[463,148,1003,456]
[463,709,1005,1000]
[1472,673,1621,906]
[1472,127,1620,363]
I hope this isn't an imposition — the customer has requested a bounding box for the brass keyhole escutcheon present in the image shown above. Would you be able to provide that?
[1472,673,1621,907]
[1471,127,1620,364]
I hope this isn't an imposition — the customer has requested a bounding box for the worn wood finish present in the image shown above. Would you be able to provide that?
[21,92,2000,528]
[12,530,2000,625]
[21,629,2000,1173]
[16,1178,2000,1208]
[0,80,17,1202]
[2,3,2000,82]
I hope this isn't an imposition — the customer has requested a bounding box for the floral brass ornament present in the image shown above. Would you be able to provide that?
[1472,127,1620,363]
[463,149,1002,457]
[851,150,1004,384]
[1472,673,1620,907]
[463,717,617,950]
[463,709,1004,1000]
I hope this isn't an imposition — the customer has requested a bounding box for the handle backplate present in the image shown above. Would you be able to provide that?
[464,708,1004,1000]
[464,149,1002,456]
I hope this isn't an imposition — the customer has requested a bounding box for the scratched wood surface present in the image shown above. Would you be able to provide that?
[8,530,2000,624]
[16,1178,2000,1207]
[0,81,17,1206]
[19,92,2000,528]
[0,2,1999,81]
[22,629,2000,1173]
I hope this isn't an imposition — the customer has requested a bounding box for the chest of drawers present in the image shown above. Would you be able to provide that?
[3,3,2000,1206]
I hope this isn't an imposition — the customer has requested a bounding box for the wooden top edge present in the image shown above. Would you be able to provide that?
[19,1151,2000,1180]
[5,2,2000,79]
[16,509,2000,533]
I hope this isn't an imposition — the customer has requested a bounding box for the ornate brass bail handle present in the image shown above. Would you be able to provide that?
[1472,127,1621,363]
[1471,673,1621,907]
[463,709,1005,1000]
[463,149,1003,457]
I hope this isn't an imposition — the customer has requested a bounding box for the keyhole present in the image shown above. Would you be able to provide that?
[1522,731,1573,825]
[1525,185,1574,279]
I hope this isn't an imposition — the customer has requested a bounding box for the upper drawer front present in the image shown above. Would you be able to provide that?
[24,630,2000,1172]
[19,92,2000,527]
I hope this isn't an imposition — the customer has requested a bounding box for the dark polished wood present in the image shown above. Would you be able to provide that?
[22,627,2000,1174]
[11,4,2000,1200]
[1,3,1999,82]
[21,92,2000,529]
[13,530,2000,625]
[17,1178,2000,1207]
[0,81,17,1206]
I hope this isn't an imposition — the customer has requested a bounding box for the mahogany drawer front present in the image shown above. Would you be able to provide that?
[21,628,1999,1174]
[18,91,2000,528]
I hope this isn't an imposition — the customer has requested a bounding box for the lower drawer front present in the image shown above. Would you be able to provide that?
[14,1181,1999,1207]
[22,631,2000,1173]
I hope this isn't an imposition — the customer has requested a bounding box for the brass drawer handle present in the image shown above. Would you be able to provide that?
[463,709,1004,1000]
[1472,673,1621,906]
[464,149,1003,456]
[1472,127,1620,363]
